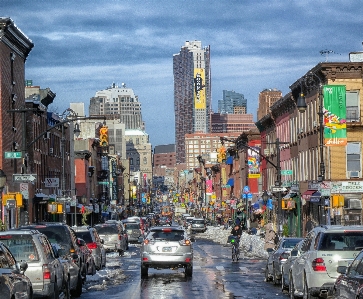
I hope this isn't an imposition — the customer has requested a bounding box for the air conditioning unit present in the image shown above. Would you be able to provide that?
[297,128,303,134]
[313,121,318,128]
[49,148,54,154]
[43,132,50,140]
[348,198,362,209]
[348,171,360,178]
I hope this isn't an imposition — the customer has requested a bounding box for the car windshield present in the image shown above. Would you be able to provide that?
[34,226,73,255]
[148,230,184,241]
[192,220,204,224]
[124,223,139,230]
[0,235,39,262]
[319,232,363,251]
[281,239,302,249]
[95,226,119,235]
[75,231,93,243]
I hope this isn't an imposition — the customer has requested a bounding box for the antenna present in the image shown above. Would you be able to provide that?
[320,49,341,62]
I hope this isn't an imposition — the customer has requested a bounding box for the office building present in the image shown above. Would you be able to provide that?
[218,90,247,114]
[257,88,282,121]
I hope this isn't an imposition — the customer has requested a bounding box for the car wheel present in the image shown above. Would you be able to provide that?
[63,278,71,299]
[46,281,59,299]
[281,270,287,292]
[126,242,129,250]
[303,274,318,299]
[265,265,271,282]
[185,265,193,277]
[272,264,280,285]
[70,273,83,298]
[141,264,148,278]
[118,249,124,256]
[289,274,296,299]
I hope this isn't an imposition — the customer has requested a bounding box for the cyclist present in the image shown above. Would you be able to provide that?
[229,223,242,261]
[230,223,242,242]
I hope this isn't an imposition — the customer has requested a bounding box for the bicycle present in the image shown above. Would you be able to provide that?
[230,236,240,261]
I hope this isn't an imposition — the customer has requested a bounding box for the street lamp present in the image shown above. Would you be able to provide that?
[0,170,6,231]
[296,71,325,182]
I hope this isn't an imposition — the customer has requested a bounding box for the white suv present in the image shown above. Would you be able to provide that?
[289,225,363,298]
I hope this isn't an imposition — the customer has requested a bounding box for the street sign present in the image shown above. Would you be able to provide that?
[13,174,37,183]
[5,152,22,159]
[98,181,109,185]
[281,170,293,175]
[45,178,59,188]
[272,187,287,192]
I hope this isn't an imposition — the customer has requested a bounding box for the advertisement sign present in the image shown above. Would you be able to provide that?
[248,146,261,178]
[194,68,206,109]
[323,85,347,146]
[206,179,213,194]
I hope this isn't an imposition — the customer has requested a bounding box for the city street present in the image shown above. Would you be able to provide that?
[80,237,289,299]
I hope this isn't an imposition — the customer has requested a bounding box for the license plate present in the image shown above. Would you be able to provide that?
[162,247,172,252]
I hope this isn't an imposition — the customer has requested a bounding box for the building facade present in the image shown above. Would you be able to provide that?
[257,88,282,121]
[218,90,247,114]
[173,40,211,164]
[211,113,257,133]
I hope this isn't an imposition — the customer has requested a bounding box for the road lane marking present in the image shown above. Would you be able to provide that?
[216,266,224,271]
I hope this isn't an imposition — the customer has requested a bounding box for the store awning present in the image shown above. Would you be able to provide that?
[227,178,234,187]
[302,190,316,200]
[226,156,234,165]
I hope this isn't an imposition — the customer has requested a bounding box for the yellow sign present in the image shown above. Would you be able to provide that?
[194,68,206,109]
[3,193,23,207]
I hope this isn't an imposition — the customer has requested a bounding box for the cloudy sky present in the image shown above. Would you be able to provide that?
[2,0,362,146]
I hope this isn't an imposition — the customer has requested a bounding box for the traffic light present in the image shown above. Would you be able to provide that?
[99,126,108,147]
[217,146,226,163]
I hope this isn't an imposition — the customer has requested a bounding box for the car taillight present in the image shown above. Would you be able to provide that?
[312,258,326,271]
[43,265,51,280]
[180,239,191,246]
[119,234,122,240]
[87,242,97,250]
[144,239,149,245]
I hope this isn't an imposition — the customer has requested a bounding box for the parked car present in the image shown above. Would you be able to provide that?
[289,225,363,299]
[0,229,64,298]
[333,248,363,298]
[0,241,33,299]
[265,237,303,285]
[280,240,304,293]
[20,223,85,297]
[140,226,195,277]
[191,218,207,233]
[122,220,143,243]
[74,226,106,270]
[184,217,195,229]
[77,238,96,276]
[94,222,128,255]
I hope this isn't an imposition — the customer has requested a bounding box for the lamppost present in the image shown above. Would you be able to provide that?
[296,71,325,182]
[0,170,6,231]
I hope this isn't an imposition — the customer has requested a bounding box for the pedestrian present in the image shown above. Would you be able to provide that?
[305,216,314,234]
[264,222,277,250]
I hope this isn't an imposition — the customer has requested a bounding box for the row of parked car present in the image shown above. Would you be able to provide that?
[0,216,145,299]
[265,224,363,299]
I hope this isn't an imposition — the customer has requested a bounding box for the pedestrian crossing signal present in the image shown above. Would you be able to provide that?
[99,126,108,147]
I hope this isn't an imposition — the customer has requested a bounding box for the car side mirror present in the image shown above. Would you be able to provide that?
[337,265,347,274]
[266,247,274,253]
[190,237,195,242]
[18,261,28,273]
[291,249,298,257]
[72,253,79,260]
[77,238,86,246]
[100,239,104,244]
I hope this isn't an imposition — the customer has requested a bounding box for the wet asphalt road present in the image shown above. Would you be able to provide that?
[80,237,289,299]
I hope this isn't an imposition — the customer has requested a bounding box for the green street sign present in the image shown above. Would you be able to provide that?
[98,181,109,185]
[5,152,22,159]
[281,170,293,175]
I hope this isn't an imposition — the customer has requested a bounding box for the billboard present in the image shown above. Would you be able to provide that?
[194,68,206,109]
[323,85,347,146]
[248,146,261,178]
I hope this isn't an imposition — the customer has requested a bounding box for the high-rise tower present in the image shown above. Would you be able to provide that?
[173,41,211,163]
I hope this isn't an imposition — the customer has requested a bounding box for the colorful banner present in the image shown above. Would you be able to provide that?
[194,68,206,109]
[206,179,213,194]
[323,85,347,146]
[248,146,261,178]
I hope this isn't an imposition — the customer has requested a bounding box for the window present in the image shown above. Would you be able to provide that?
[346,91,360,122]
[347,142,361,175]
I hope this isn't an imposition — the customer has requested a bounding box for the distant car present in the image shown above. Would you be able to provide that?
[74,226,106,270]
[158,216,172,226]
[184,217,195,228]
[334,249,363,298]
[191,218,206,233]
[0,229,64,298]
[290,225,363,299]
[0,241,33,299]
[140,226,195,277]
[122,220,143,243]
[265,237,303,285]
[94,223,128,255]
[280,240,304,293]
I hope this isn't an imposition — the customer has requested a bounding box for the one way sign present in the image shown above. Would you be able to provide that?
[13,174,37,183]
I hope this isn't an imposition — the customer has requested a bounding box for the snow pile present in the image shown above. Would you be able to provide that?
[197,225,268,259]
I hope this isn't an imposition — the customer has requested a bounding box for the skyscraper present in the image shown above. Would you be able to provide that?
[218,90,247,114]
[173,41,211,164]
